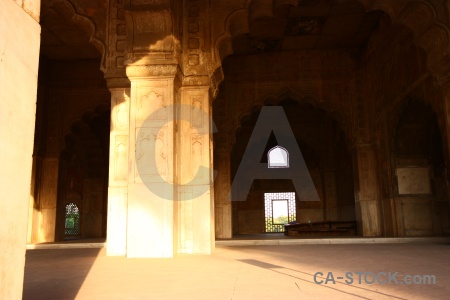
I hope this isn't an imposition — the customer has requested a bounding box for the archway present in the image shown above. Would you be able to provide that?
[56,105,110,241]
[228,99,355,235]
[392,99,450,236]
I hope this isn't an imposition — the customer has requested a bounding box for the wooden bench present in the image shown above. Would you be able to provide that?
[284,220,357,237]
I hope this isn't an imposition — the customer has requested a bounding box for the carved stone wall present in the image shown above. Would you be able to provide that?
[212,1,450,237]
[359,7,450,237]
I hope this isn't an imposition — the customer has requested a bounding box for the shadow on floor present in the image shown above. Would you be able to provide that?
[238,258,409,300]
[23,248,101,300]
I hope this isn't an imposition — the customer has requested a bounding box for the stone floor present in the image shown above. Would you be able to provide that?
[23,240,450,300]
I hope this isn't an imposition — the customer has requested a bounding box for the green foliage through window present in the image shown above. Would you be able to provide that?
[264,192,296,232]
[65,203,80,236]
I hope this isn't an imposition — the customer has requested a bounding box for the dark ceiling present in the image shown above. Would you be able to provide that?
[232,0,384,54]
[40,0,104,60]
[39,0,384,60]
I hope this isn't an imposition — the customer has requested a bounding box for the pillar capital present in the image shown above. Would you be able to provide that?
[180,66,223,100]
[105,75,131,90]
[126,64,181,79]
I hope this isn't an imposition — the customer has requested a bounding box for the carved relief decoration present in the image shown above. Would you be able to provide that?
[191,96,203,128]
[136,127,167,177]
[137,90,167,125]
[114,136,128,181]
[105,0,126,76]
[182,0,218,101]
[191,134,203,179]
[135,13,165,33]
[126,10,174,62]
[182,75,210,87]
[126,64,180,78]
[115,98,129,130]
[285,17,325,36]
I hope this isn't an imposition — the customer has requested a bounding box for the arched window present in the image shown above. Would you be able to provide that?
[65,203,80,237]
[268,146,289,168]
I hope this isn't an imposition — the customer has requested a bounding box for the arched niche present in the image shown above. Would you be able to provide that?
[268,146,289,168]
[391,98,449,236]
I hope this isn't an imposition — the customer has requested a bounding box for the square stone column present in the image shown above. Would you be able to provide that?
[37,157,59,242]
[177,86,215,253]
[214,149,232,239]
[324,171,338,221]
[107,86,130,256]
[108,1,215,256]
[125,65,179,257]
[108,76,217,256]
[353,144,382,236]
[0,1,41,299]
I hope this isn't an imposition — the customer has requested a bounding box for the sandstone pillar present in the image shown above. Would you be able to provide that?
[353,144,382,236]
[0,1,41,299]
[125,65,179,257]
[433,58,450,200]
[28,156,40,243]
[32,88,64,243]
[107,84,130,256]
[178,86,215,253]
[214,148,232,239]
[36,157,60,242]
[28,79,63,243]
[107,72,217,256]
[104,0,215,257]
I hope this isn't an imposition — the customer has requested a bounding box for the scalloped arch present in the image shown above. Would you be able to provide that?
[49,0,106,72]
[63,102,110,142]
[231,87,352,146]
